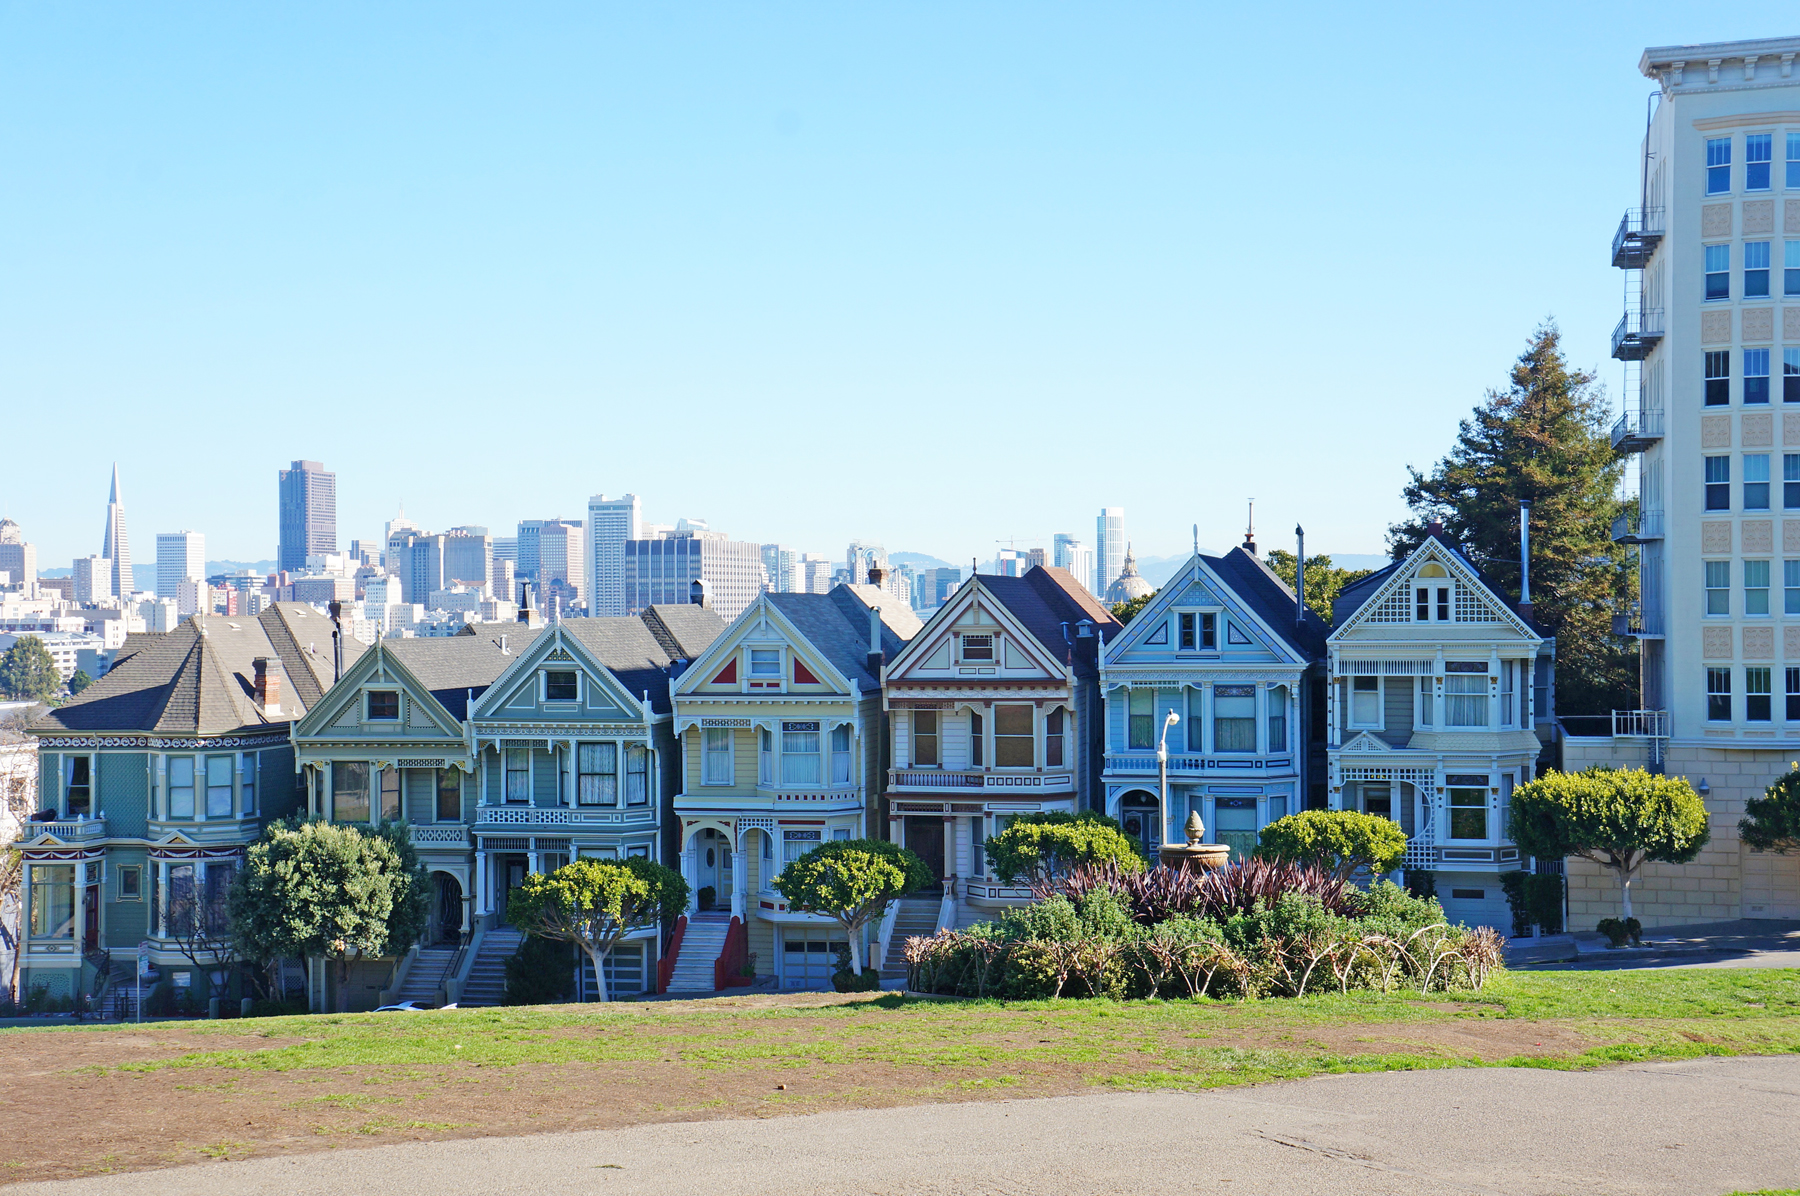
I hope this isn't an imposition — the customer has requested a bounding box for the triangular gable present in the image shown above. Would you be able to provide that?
[1340,731,1393,752]
[1103,554,1310,668]
[672,593,854,697]
[471,625,645,722]
[1331,540,1536,642]
[886,578,1066,680]
[292,644,462,739]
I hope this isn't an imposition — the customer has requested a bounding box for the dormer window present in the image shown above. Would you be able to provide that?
[544,671,578,702]
[960,634,994,663]
[1413,563,1451,621]
[366,691,399,720]
[749,648,781,679]
[1177,612,1216,650]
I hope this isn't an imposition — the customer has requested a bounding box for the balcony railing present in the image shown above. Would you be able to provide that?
[408,825,473,847]
[1104,753,1283,773]
[1610,309,1665,361]
[888,769,1075,791]
[756,785,861,803]
[1611,207,1665,268]
[21,816,107,842]
[1610,509,1664,544]
[472,804,651,826]
[1611,709,1670,739]
[1610,408,1665,452]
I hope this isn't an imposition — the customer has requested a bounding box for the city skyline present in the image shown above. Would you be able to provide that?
[9,5,1792,570]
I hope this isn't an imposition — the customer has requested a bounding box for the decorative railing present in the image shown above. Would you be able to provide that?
[890,770,984,788]
[22,816,107,841]
[1611,709,1670,739]
[657,914,688,995]
[473,805,649,827]
[714,916,751,990]
[756,785,862,803]
[408,826,472,846]
[888,770,1074,790]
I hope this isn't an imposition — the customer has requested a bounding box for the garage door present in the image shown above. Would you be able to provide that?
[1436,878,1513,936]
[781,931,849,990]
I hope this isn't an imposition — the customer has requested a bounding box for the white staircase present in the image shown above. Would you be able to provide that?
[880,896,942,982]
[457,928,522,1007]
[394,946,457,1005]
[663,914,730,994]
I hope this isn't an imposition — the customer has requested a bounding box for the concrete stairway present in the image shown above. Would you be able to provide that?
[457,928,523,1007]
[880,896,943,982]
[394,946,457,1004]
[663,913,731,994]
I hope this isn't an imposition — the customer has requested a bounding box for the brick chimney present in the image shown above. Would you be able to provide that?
[253,656,282,717]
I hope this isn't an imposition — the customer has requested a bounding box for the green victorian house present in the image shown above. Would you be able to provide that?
[21,604,357,1011]
[289,605,724,1009]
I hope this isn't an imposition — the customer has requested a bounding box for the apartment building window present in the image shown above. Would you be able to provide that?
[1706,560,1731,615]
[1747,242,1772,298]
[830,725,851,784]
[1706,456,1731,509]
[505,747,530,802]
[1788,667,1800,720]
[1788,243,1800,298]
[332,761,370,822]
[578,743,617,805]
[702,728,734,785]
[366,690,399,720]
[912,710,939,766]
[1707,666,1732,721]
[1448,786,1487,840]
[1746,559,1772,615]
[544,671,578,702]
[1787,456,1800,508]
[970,711,983,766]
[1746,133,1773,191]
[1177,611,1215,650]
[1788,561,1800,615]
[1444,664,1488,727]
[1705,351,1731,405]
[780,721,821,785]
[1214,685,1257,752]
[1267,685,1288,752]
[168,756,195,818]
[1789,132,1800,188]
[1707,136,1731,194]
[626,746,648,805]
[994,705,1035,766]
[1350,676,1381,727]
[1746,351,1772,406]
[1786,349,1800,402]
[1745,453,1771,509]
[1129,688,1154,748]
[1705,245,1730,300]
[1748,667,1774,721]
[1045,708,1065,766]
[436,769,461,821]
[65,756,91,817]
[379,767,400,821]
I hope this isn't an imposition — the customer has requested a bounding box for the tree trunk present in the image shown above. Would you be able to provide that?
[582,944,611,1003]
[336,957,352,1013]
[845,922,863,975]
[1619,868,1633,922]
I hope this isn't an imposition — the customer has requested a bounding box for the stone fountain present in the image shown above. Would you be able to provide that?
[1158,811,1230,873]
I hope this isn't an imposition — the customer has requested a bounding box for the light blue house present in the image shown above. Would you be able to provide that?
[1099,541,1327,861]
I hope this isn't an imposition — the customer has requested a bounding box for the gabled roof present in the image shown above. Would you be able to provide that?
[640,604,731,663]
[975,566,1119,657]
[32,604,366,736]
[1331,530,1547,638]
[384,626,545,720]
[766,586,920,690]
[1106,547,1326,664]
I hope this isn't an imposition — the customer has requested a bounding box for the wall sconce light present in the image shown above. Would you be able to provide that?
[1697,777,1711,795]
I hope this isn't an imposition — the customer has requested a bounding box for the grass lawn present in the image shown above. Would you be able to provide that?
[3,968,1799,1183]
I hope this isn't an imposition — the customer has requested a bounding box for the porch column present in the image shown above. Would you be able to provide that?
[730,852,747,919]
[73,869,86,955]
[889,816,904,848]
[156,859,170,936]
[527,845,540,875]
[473,850,488,916]
[680,841,698,914]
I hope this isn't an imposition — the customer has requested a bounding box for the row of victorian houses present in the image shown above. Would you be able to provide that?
[14,527,1556,1009]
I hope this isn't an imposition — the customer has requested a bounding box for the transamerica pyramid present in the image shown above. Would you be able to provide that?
[101,462,131,600]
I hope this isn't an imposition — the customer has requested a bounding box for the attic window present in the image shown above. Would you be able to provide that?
[749,649,781,677]
[544,671,578,702]
[1178,612,1216,650]
[366,691,399,720]
[960,634,994,663]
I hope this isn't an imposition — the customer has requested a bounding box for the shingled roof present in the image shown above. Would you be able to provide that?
[976,566,1120,662]
[384,625,545,720]
[1204,546,1328,660]
[32,604,366,737]
[766,585,921,690]
[1330,530,1548,637]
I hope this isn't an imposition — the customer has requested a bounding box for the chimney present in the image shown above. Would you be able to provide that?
[253,656,282,717]
[867,603,885,678]
[868,564,885,587]
[1427,519,1444,537]
[1294,524,1305,628]
[517,581,531,623]
[1519,501,1533,620]
[690,578,710,607]
[326,600,344,683]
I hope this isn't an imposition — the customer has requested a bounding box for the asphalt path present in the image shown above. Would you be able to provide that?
[18,1054,1800,1196]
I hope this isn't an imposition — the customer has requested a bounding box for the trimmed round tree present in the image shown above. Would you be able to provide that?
[984,811,1146,885]
[1740,764,1800,854]
[506,857,688,1003]
[1256,810,1407,882]
[1509,767,1709,921]
[771,839,932,977]
[229,818,429,1011]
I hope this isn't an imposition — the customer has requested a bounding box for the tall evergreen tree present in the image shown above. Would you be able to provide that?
[1387,322,1635,716]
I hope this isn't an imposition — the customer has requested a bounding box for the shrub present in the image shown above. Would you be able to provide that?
[1257,810,1408,880]
[504,935,576,1005]
[1036,859,1362,926]
[1740,763,1800,854]
[1596,917,1642,948]
[697,886,716,911]
[985,811,1145,885]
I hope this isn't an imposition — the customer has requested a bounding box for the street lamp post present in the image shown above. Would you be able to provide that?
[1157,710,1181,859]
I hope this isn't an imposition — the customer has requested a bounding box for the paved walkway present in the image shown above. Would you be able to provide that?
[18,1054,1800,1195]
[1509,918,1800,970]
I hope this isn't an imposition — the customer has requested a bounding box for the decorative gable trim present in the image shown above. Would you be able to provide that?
[885,579,1067,680]
[1340,732,1393,752]
[1332,542,1536,641]
[470,626,648,724]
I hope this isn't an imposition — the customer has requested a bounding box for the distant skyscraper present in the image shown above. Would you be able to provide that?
[624,531,765,621]
[156,531,206,600]
[586,494,641,617]
[537,520,585,614]
[761,544,798,593]
[101,464,132,599]
[846,540,886,585]
[1054,533,1095,597]
[1095,507,1125,598]
[278,460,337,572]
[73,555,113,605]
[799,554,833,594]
[0,518,38,595]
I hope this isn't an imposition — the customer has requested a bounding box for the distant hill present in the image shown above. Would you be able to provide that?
[890,552,958,572]
[43,560,277,587]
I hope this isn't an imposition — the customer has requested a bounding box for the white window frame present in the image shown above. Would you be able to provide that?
[1348,677,1382,729]
[748,648,782,679]
[779,721,822,786]
[702,727,735,786]
[542,669,580,703]
[958,633,995,664]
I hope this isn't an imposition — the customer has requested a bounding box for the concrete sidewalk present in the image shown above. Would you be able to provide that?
[1509,918,1800,970]
[17,1054,1800,1195]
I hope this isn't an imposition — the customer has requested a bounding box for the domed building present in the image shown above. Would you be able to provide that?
[1104,544,1154,606]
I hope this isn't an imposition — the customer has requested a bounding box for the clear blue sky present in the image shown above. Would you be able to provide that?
[2,3,1791,571]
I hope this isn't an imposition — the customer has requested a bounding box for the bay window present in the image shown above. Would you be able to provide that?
[758,727,774,784]
[1045,708,1065,766]
[1448,786,1487,840]
[28,864,74,938]
[781,722,821,785]
[782,829,821,870]
[579,743,618,805]
[702,728,734,785]
[626,746,649,805]
[333,761,370,822]
[380,766,401,821]
[241,755,256,815]
[1444,665,1488,727]
[436,768,462,821]
[994,704,1034,766]
[830,725,852,784]
[1128,689,1154,749]
[1267,686,1288,752]
[1186,688,1205,751]
[970,711,984,766]
[1213,685,1256,752]
[1418,676,1434,726]
[504,747,530,802]
[912,710,939,766]
[168,756,196,819]
[1350,677,1380,727]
